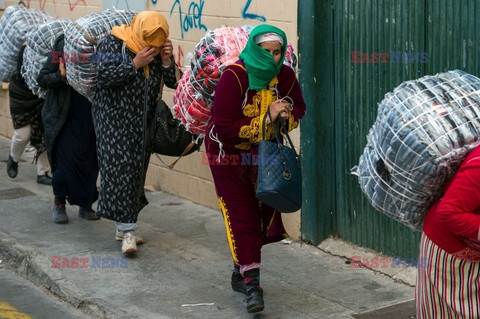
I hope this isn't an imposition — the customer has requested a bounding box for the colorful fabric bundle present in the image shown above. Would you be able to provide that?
[174,69,211,135]
[0,5,52,82]
[353,70,480,230]
[173,25,297,137]
[22,19,71,97]
[63,9,136,100]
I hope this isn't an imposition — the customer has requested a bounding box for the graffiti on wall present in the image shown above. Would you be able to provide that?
[165,0,270,66]
[241,0,265,22]
[166,0,269,39]
[26,0,86,12]
[169,0,207,39]
[175,44,184,68]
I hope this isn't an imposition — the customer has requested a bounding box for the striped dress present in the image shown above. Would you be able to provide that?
[416,233,480,318]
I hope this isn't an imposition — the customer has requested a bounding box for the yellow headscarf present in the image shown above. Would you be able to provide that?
[111,11,170,78]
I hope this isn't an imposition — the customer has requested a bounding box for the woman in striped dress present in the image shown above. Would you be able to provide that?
[416,145,480,318]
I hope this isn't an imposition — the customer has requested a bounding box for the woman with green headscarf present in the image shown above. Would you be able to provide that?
[205,24,306,313]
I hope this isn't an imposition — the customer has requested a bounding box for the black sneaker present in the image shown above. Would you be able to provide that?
[78,207,100,220]
[244,268,264,313]
[6,155,18,178]
[231,268,246,294]
[37,174,52,185]
[246,287,264,313]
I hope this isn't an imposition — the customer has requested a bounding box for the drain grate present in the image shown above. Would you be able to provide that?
[0,188,36,200]
[352,300,416,319]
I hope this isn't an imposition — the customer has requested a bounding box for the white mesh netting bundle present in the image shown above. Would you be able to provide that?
[0,5,52,82]
[63,8,136,100]
[353,69,480,230]
[173,25,297,137]
[22,19,71,97]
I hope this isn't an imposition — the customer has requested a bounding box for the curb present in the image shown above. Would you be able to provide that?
[317,237,417,287]
[0,230,131,319]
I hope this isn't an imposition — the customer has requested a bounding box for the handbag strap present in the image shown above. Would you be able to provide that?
[154,141,195,170]
[154,64,193,169]
[261,108,299,158]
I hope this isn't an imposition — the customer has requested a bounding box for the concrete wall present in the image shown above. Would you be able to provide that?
[0,0,301,240]
[0,83,12,138]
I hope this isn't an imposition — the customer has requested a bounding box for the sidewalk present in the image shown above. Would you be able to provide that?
[0,135,415,319]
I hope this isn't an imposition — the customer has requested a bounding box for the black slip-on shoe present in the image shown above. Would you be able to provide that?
[6,155,18,178]
[37,174,52,185]
[78,207,100,220]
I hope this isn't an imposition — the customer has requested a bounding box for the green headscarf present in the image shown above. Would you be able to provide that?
[239,24,287,90]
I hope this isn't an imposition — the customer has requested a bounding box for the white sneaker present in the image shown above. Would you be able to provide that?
[121,232,137,254]
[116,230,144,244]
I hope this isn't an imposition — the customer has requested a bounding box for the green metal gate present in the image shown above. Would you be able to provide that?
[299,0,480,258]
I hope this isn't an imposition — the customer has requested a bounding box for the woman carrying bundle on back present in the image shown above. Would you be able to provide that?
[38,34,99,224]
[205,24,306,313]
[92,11,181,255]
[416,145,480,318]
[7,42,51,185]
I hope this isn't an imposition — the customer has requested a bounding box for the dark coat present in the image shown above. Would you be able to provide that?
[37,34,71,167]
[92,34,179,223]
[9,45,46,153]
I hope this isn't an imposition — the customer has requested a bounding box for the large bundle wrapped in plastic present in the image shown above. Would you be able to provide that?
[63,9,136,100]
[353,70,480,230]
[173,25,297,136]
[0,5,52,82]
[22,19,71,97]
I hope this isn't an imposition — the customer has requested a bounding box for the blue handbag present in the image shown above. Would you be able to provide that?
[255,110,302,213]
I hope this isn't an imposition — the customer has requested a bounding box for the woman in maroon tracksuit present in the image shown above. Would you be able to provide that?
[205,24,306,313]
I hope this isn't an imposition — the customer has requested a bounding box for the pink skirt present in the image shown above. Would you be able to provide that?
[416,233,480,318]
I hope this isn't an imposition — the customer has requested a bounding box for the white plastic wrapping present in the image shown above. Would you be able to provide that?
[353,70,480,230]
[22,19,71,97]
[0,5,52,82]
[63,9,136,100]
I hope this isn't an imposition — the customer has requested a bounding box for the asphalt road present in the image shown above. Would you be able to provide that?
[0,266,91,319]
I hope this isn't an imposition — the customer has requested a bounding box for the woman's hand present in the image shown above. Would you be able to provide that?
[160,39,173,67]
[133,46,158,70]
[266,99,291,124]
[59,57,66,78]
